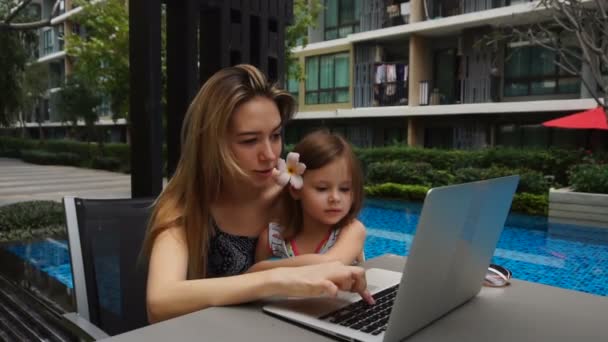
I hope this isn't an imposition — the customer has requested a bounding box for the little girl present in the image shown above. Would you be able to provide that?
[249,130,366,272]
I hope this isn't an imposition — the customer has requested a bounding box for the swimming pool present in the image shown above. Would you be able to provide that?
[362,199,608,296]
[3,198,608,296]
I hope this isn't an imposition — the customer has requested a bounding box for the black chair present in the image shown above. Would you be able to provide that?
[62,196,154,339]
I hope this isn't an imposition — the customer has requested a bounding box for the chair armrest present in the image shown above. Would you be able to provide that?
[62,312,110,340]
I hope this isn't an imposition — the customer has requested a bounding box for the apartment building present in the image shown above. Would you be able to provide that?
[23,0,125,141]
[287,0,605,149]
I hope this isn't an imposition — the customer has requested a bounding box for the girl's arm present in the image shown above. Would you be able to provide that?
[255,227,273,263]
[246,220,366,272]
[323,219,366,263]
[147,225,373,323]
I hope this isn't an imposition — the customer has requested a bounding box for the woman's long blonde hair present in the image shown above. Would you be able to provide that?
[142,64,296,279]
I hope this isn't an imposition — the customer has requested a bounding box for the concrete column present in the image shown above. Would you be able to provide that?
[408,34,432,106]
[409,0,426,23]
[407,118,425,147]
[63,0,73,78]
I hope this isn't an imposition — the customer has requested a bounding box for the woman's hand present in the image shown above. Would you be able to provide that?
[269,261,375,304]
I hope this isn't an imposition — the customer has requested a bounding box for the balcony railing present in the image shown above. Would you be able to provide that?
[385,2,411,27]
[460,77,494,103]
[420,78,495,105]
[427,0,529,19]
[374,80,408,106]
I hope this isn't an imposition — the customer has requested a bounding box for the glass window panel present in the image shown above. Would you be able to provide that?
[335,89,349,103]
[305,92,319,104]
[558,77,580,94]
[531,47,555,77]
[319,55,335,89]
[325,0,338,27]
[521,125,548,148]
[287,77,299,93]
[338,26,353,38]
[505,48,530,78]
[305,57,319,91]
[530,80,556,95]
[340,0,355,24]
[334,53,350,88]
[504,81,528,97]
[559,48,582,75]
[319,91,333,104]
[325,29,338,40]
[496,124,520,147]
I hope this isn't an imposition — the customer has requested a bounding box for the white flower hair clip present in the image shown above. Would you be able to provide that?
[272,152,306,189]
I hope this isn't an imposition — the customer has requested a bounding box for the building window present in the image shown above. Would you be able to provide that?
[504,46,581,97]
[325,0,360,40]
[43,29,54,55]
[305,52,350,104]
[287,76,299,100]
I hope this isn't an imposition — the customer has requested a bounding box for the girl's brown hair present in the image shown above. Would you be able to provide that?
[280,130,364,241]
[141,64,296,279]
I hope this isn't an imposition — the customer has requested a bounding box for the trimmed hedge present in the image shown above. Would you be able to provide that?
[2,136,605,195]
[21,150,82,166]
[355,146,591,186]
[364,183,428,201]
[568,164,608,194]
[364,182,548,216]
[511,193,549,216]
[367,161,549,195]
[0,136,131,173]
[0,201,66,242]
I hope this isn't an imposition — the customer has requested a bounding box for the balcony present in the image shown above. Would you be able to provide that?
[40,27,64,57]
[360,0,411,32]
[354,59,409,108]
[385,1,411,27]
[419,77,495,105]
[374,80,408,106]
[426,0,524,19]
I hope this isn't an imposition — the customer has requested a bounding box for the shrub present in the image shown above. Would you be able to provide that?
[453,167,487,184]
[511,193,548,216]
[365,182,547,216]
[91,156,122,171]
[0,201,65,242]
[356,146,470,171]
[568,164,608,194]
[364,183,428,201]
[0,137,131,172]
[0,136,40,158]
[20,150,82,166]
[366,161,434,186]
[483,166,549,195]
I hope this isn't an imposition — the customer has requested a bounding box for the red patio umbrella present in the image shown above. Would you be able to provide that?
[542,106,608,130]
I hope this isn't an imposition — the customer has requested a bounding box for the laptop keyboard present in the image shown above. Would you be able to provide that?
[319,284,399,336]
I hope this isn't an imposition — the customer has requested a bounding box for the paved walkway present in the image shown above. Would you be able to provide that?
[0,158,131,207]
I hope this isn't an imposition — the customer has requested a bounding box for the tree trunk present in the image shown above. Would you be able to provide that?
[38,122,44,140]
[19,112,27,138]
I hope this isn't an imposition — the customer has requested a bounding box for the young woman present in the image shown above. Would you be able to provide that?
[142,65,373,323]
[250,130,366,272]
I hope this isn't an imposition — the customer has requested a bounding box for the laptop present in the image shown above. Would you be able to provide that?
[263,175,519,342]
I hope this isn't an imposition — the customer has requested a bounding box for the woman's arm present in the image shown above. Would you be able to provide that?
[146,225,372,323]
[247,220,366,273]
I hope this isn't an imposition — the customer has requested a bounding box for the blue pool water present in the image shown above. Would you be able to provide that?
[3,199,608,296]
[361,199,608,296]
